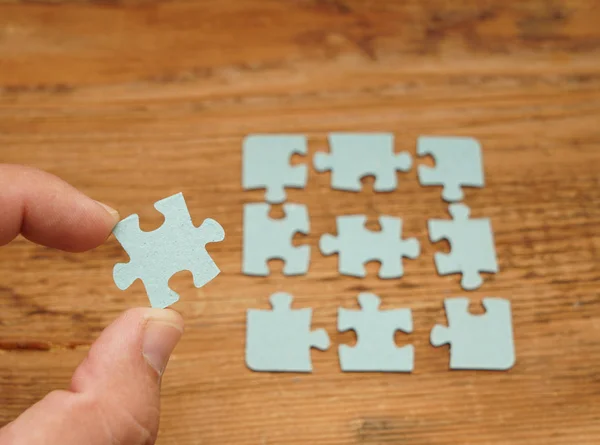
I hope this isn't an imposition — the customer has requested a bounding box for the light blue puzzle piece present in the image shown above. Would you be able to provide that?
[246,292,330,372]
[417,136,484,202]
[112,193,225,308]
[320,215,420,279]
[314,133,412,192]
[243,203,310,276]
[428,203,498,290]
[339,293,414,372]
[242,134,308,203]
[431,297,515,370]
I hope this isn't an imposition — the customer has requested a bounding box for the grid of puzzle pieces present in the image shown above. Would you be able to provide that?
[239,133,511,375]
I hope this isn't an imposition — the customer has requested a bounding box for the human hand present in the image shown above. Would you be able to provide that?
[0,164,184,445]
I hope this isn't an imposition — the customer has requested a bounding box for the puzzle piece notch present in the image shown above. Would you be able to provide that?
[319,215,420,279]
[243,203,310,276]
[431,297,515,370]
[428,203,498,291]
[338,293,414,372]
[242,134,308,203]
[417,136,484,202]
[313,133,412,192]
[246,292,330,372]
[112,192,225,309]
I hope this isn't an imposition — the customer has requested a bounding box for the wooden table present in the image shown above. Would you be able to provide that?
[1,1,599,443]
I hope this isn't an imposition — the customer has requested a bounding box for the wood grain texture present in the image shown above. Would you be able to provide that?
[1,0,600,443]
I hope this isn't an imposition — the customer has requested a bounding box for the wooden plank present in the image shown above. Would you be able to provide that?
[1,0,599,443]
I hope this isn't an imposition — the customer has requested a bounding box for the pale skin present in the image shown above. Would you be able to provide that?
[0,164,184,445]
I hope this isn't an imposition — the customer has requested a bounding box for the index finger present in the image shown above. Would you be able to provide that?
[0,164,119,252]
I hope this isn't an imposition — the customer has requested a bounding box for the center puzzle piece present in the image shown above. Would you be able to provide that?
[242,134,308,204]
[428,203,498,290]
[246,292,330,372]
[431,297,515,370]
[314,133,412,192]
[320,215,420,278]
[243,203,310,276]
[339,293,414,372]
[112,192,225,309]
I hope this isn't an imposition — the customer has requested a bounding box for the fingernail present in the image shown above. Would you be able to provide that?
[142,310,184,376]
[94,200,120,224]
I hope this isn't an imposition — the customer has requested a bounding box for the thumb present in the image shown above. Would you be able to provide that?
[0,308,184,445]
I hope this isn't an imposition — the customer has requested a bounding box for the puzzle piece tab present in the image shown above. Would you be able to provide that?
[320,215,420,278]
[431,297,515,370]
[242,134,308,203]
[417,136,484,202]
[243,203,310,276]
[314,133,412,192]
[246,292,330,372]
[428,204,498,290]
[112,192,225,309]
[339,293,414,372]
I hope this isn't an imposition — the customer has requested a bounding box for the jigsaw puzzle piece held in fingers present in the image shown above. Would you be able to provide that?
[243,203,310,276]
[431,297,515,370]
[417,136,484,202]
[428,203,498,290]
[242,134,308,203]
[246,292,330,372]
[112,192,225,309]
[314,133,412,192]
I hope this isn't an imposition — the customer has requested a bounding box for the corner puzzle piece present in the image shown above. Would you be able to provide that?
[243,203,310,276]
[112,193,225,309]
[339,293,414,372]
[314,133,412,192]
[428,204,498,290]
[417,136,484,202]
[431,297,515,370]
[242,134,308,203]
[246,292,330,372]
[320,215,420,278]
